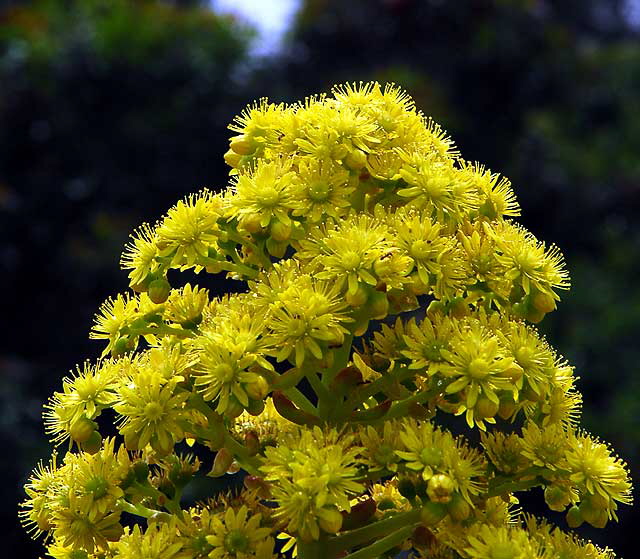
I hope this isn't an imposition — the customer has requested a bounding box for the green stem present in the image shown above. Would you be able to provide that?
[117,499,158,519]
[342,525,415,559]
[283,385,318,415]
[487,475,544,498]
[327,508,421,554]
[338,364,413,418]
[297,536,328,559]
[306,370,332,420]
[218,259,259,280]
[223,431,262,476]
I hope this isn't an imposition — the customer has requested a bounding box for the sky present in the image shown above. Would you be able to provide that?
[211,0,300,55]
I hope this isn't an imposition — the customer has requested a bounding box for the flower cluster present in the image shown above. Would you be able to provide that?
[23,82,631,559]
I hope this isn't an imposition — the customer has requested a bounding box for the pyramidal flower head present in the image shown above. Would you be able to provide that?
[23,81,631,559]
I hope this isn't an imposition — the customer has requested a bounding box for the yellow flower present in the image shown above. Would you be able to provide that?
[566,433,632,507]
[156,190,222,269]
[114,369,188,453]
[205,506,273,559]
[292,158,355,223]
[298,213,393,295]
[116,522,184,559]
[230,159,303,231]
[439,318,518,429]
[121,222,160,288]
[44,360,121,445]
[50,491,122,553]
[458,161,520,219]
[519,422,568,471]
[90,294,140,356]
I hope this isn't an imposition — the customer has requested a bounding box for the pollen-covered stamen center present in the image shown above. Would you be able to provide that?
[143,401,164,421]
[308,181,331,201]
[420,447,443,467]
[85,477,109,499]
[515,346,535,369]
[288,318,308,338]
[214,363,236,383]
[409,239,434,260]
[468,357,490,380]
[224,530,249,553]
[259,185,281,207]
[342,250,362,271]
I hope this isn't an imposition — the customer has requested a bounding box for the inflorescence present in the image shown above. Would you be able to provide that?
[22,82,631,559]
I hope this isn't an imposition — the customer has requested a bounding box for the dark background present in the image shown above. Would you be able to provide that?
[1,0,638,556]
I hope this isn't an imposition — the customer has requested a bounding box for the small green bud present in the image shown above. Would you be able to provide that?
[474,396,499,420]
[397,478,416,501]
[148,278,171,304]
[148,511,173,524]
[81,431,102,455]
[224,149,242,167]
[345,285,369,307]
[318,507,343,534]
[420,501,447,526]
[448,494,471,521]
[246,397,266,416]
[244,375,270,401]
[229,134,254,155]
[544,485,571,512]
[532,291,556,313]
[369,291,389,320]
[270,221,292,242]
[69,417,97,444]
[266,237,288,258]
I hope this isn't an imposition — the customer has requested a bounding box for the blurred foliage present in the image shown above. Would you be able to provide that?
[2,0,640,555]
[0,0,252,554]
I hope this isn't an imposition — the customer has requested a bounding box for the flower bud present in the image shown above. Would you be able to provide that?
[224,149,242,168]
[447,494,471,521]
[344,149,367,170]
[81,431,102,455]
[474,396,499,420]
[427,474,455,504]
[148,511,173,525]
[148,278,171,304]
[246,398,266,416]
[397,478,416,501]
[266,237,287,258]
[345,285,369,307]
[566,505,583,528]
[420,501,447,526]
[208,448,233,478]
[318,507,343,534]
[532,291,556,313]
[244,475,271,498]
[230,135,254,155]
[245,375,270,401]
[270,221,292,242]
[369,291,389,320]
[70,417,97,444]
[244,431,260,456]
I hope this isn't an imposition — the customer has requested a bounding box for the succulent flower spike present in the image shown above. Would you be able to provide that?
[23,82,630,559]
